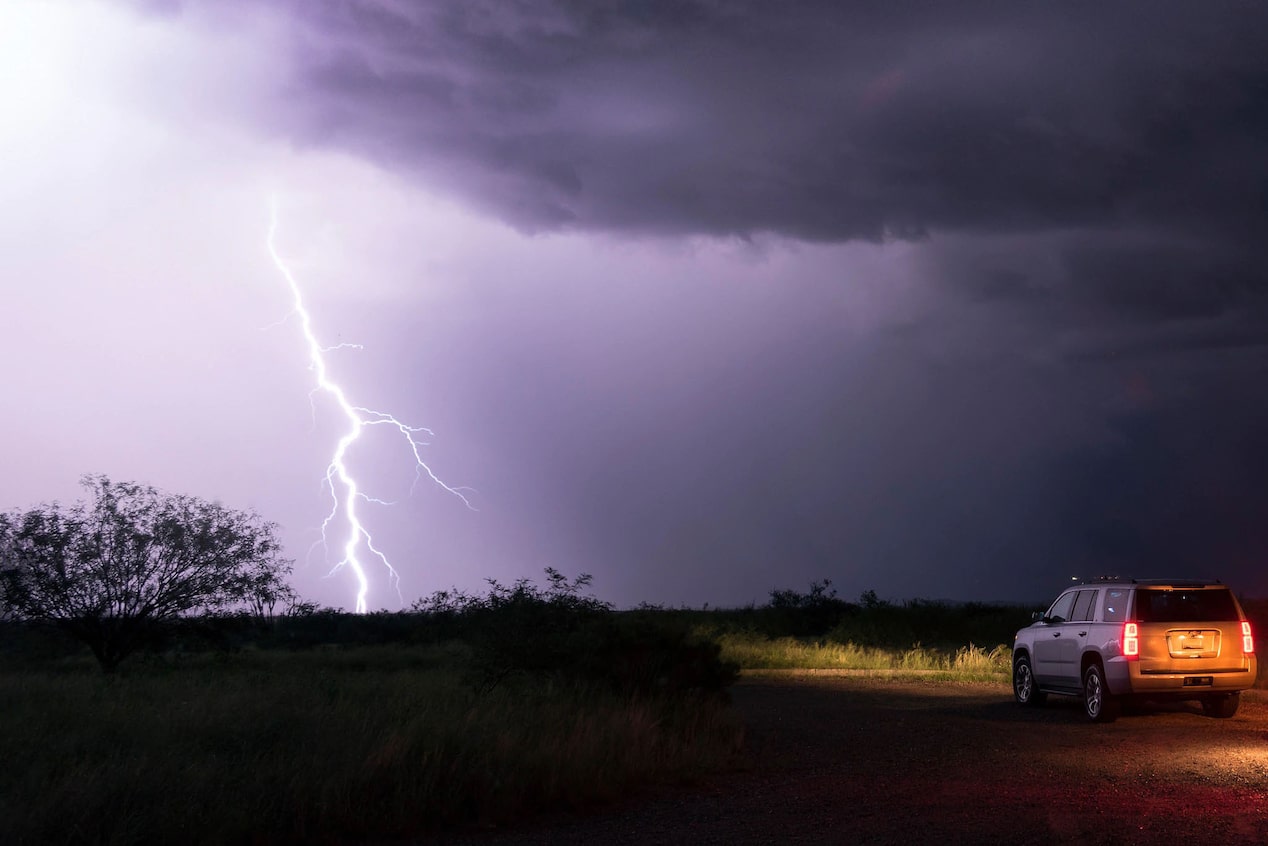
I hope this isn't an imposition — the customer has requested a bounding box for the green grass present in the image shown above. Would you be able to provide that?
[714,632,1013,682]
[0,646,744,844]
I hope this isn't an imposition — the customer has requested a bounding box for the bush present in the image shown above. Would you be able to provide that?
[414,569,738,697]
[588,613,739,698]
[766,579,854,637]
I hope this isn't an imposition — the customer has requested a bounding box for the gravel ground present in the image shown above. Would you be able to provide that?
[427,672,1268,845]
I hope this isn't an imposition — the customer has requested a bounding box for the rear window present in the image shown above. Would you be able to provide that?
[1133,588,1238,623]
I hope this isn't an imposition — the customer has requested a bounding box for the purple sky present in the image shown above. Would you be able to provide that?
[3,1,1267,610]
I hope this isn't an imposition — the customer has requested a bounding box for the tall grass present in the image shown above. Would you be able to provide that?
[0,647,743,844]
[714,632,1012,681]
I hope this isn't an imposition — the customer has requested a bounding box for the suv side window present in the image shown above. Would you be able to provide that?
[1071,589,1097,622]
[1102,589,1128,623]
[1047,591,1078,623]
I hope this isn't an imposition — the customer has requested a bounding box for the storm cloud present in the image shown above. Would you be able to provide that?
[157,1,1268,347]
[260,0,1268,598]
[7,1,1268,606]
[251,2,1264,239]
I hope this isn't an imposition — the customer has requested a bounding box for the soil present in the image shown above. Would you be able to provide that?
[432,672,1268,845]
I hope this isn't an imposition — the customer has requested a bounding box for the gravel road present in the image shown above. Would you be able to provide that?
[435,672,1268,845]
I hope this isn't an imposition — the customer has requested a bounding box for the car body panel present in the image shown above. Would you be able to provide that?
[1031,621,1086,690]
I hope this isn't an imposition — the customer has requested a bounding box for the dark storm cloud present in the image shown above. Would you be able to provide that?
[255,1,1268,243]
[175,0,1266,349]
[1045,374,1268,596]
[238,0,1267,603]
[120,0,1268,601]
[1060,239,1268,323]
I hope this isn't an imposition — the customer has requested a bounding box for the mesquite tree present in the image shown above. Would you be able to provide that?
[0,475,294,671]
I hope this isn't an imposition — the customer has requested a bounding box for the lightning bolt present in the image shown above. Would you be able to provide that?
[265,197,473,613]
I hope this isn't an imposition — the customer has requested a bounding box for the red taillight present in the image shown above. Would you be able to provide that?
[1123,622,1139,659]
[1242,621,1254,654]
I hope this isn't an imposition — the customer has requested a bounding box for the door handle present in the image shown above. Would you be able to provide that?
[1079,631,1087,637]
[1052,632,1061,637]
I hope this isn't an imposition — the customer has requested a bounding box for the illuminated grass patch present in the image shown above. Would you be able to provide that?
[714,632,1012,681]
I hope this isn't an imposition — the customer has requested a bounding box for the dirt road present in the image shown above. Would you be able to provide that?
[442,672,1268,845]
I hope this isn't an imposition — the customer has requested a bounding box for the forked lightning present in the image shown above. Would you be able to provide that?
[266,198,472,613]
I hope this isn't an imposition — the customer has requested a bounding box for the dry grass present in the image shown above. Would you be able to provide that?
[0,646,743,844]
[714,633,1012,681]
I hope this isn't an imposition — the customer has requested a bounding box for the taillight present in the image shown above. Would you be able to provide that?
[1242,621,1254,654]
[1123,622,1139,659]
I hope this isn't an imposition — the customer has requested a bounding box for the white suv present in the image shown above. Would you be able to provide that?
[1012,579,1257,722]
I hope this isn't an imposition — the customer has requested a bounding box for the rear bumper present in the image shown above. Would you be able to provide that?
[1104,655,1257,696]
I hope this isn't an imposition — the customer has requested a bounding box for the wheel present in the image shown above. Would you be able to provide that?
[1202,692,1241,718]
[1013,654,1046,706]
[1083,662,1119,723]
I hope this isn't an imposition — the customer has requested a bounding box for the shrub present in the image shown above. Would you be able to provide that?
[414,569,739,697]
[766,579,854,637]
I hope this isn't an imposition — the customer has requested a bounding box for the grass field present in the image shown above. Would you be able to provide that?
[10,584,1206,843]
[0,646,743,844]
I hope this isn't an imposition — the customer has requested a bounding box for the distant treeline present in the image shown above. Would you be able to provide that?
[8,575,1266,675]
[3,575,1047,668]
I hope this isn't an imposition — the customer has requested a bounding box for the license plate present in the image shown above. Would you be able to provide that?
[1183,676,1214,687]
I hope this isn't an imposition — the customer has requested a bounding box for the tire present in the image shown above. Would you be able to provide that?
[1083,662,1119,723]
[1013,654,1046,706]
[1202,692,1241,719]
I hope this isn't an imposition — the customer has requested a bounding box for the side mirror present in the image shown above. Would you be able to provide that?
[1031,610,1045,622]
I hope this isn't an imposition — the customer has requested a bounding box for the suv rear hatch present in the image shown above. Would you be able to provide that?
[1132,586,1252,675]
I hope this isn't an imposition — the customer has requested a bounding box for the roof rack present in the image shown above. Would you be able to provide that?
[1131,578,1223,588]
[1073,576,1224,587]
